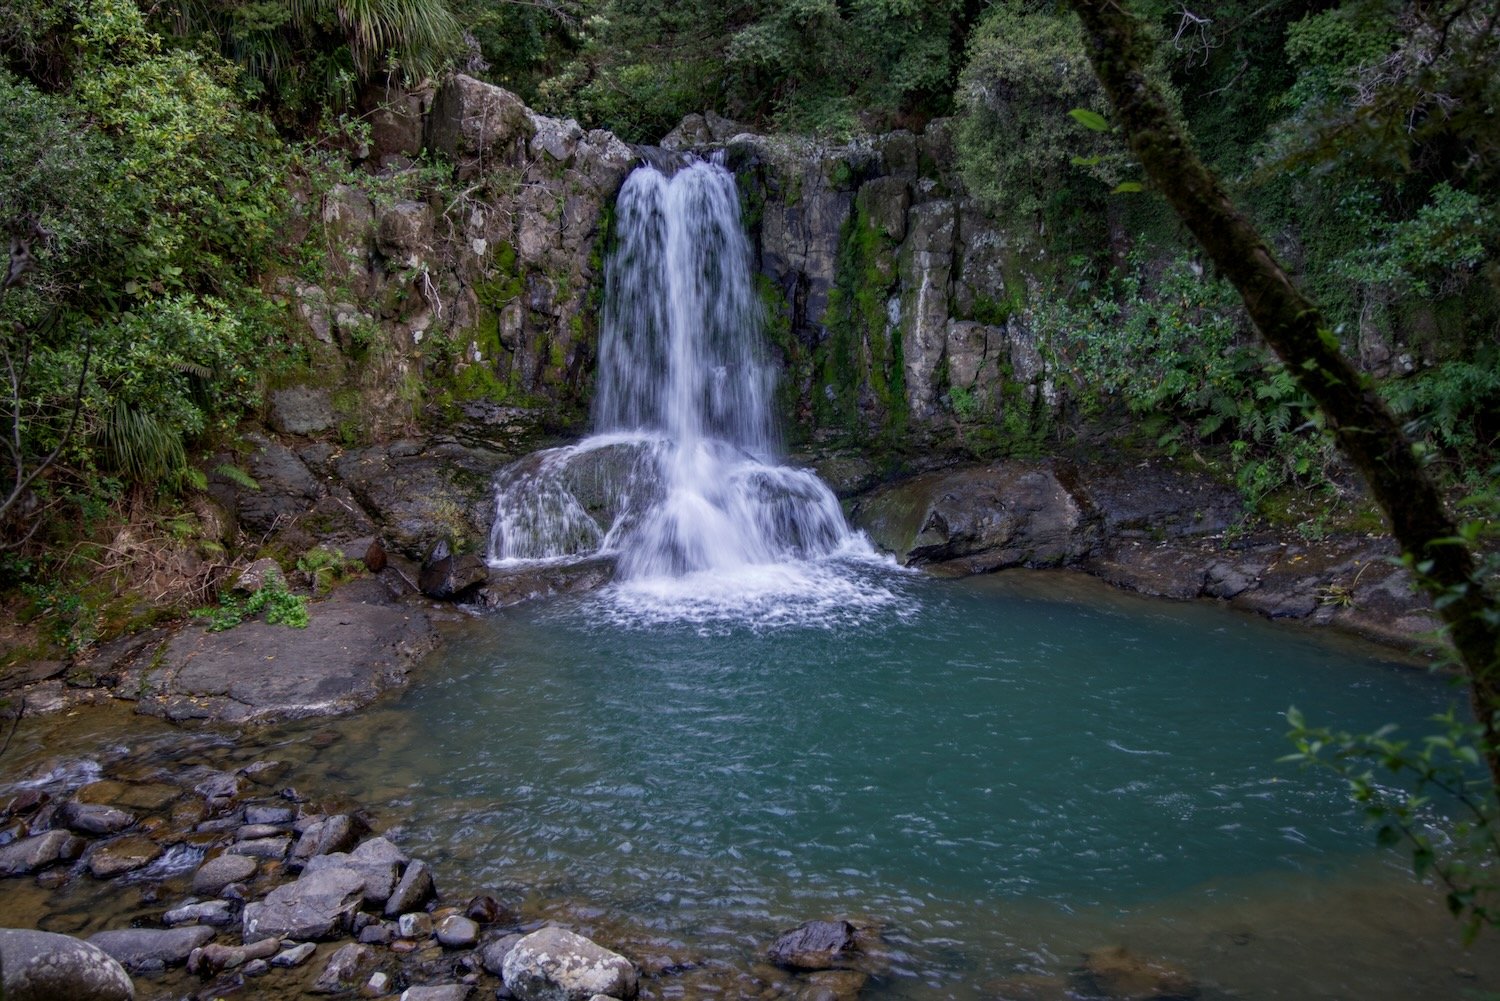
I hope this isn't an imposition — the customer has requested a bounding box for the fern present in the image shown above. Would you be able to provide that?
[214,464,261,491]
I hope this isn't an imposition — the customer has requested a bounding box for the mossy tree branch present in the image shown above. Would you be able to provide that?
[1068,0,1500,789]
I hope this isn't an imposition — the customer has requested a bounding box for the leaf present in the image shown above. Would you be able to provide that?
[1069,108,1109,132]
[1112,181,1144,194]
[1070,155,1103,167]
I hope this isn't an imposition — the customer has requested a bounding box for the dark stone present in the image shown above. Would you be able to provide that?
[767,921,859,971]
[0,830,80,876]
[464,894,512,925]
[268,386,335,436]
[88,926,215,972]
[191,854,258,896]
[0,928,135,1001]
[86,836,162,879]
[419,539,489,600]
[1074,945,1199,1001]
[474,557,616,610]
[385,858,436,916]
[310,942,378,994]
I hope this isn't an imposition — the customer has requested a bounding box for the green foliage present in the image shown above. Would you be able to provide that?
[195,569,310,630]
[1036,255,1336,509]
[954,4,1156,223]
[296,544,361,594]
[2,1,289,545]
[1383,356,1500,485]
[1285,704,1498,943]
[159,0,463,116]
[538,0,979,141]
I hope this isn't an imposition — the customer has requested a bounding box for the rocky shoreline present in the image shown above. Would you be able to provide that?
[0,715,1204,1001]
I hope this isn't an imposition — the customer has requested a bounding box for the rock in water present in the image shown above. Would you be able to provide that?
[767,920,858,971]
[243,867,367,940]
[501,926,639,1001]
[1076,945,1199,1001]
[87,926,215,972]
[0,928,136,1001]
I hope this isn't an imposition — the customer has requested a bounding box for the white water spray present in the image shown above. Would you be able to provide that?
[487,157,882,614]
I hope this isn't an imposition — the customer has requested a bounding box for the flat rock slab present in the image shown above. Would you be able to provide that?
[136,584,437,724]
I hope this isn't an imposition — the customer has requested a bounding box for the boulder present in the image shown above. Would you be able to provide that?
[435,914,479,948]
[385,858,436,915]
[191,852,258,894]
[87,926,215,972]
[162,899,236,927]
[419,539,490,599]
[0,830,82,876]
[243,866,367,941]
[58,801,136,835]
[303,835,408,904]
[481,933,524,976]
[852,462,1097,572]
[767,921,859,971]
[501,927,639,1001]
[0,928,135,1001]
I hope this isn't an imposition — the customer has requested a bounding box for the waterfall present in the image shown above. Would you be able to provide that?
[487,157,873,592]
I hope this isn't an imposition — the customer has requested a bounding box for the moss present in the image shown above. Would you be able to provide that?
[816,200,908,447]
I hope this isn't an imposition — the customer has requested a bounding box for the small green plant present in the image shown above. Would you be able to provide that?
[195,572,309,631]
[296,545,361,595]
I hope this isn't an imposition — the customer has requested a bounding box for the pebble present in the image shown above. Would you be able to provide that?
[272,942,318,968]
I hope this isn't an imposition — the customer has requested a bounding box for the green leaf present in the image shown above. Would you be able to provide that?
[1112,181,1144,194]
[1070,154,1103,167]
[1069,108,1109,131]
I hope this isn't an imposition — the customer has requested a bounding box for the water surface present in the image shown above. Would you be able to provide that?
[299,566,1496,1000]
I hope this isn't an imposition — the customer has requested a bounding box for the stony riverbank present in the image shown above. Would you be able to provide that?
[0,724,1203,1001]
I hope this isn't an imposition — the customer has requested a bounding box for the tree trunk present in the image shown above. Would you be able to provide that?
[1068,0,1500,789]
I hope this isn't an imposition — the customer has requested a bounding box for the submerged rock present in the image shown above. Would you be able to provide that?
[1075,945,1199,1001]
[0,928,136,1001]
[0,830,83,876]
[767,920,859,971]
[501,926,639,1001]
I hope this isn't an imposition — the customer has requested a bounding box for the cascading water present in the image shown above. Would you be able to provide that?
[488,157,887,621]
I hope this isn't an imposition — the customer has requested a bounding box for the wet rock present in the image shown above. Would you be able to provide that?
[798,970,868,1001]
[237,822,285,840]
[191,852,258,894]
[977,974,1071,1000]
[186,936,279,975]
[0,928,136,1001]
[359,922,394,945]
[233,835,291,859]
[241,762,292,788]
[474,556,617,609]
[419,539,490,599]
[852,463,1096,572]
[76,780,180,812]
[1075,946,1199,1001]
[399,912,435,939]
[304,835,408,904]
[403,985,474,1001]
[367,970,395,996]
[272,941,318,968]
[0,830,82,876]
[243,866,367,940]
[502,926,639,1001]
[311,942,379,994]
[87,835,163,879]
[244,802,296,825]
[436,914,480,948]
[767,921,859,971]
[464,893,512,925]
[386,859,436,915]
[163,899,236,927]
[59,801,136,835]
[244,957,270,977]
[192,769,244,804]
[88,926,216,972]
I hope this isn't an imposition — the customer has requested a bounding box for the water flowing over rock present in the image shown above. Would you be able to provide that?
[487,158,872,599]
